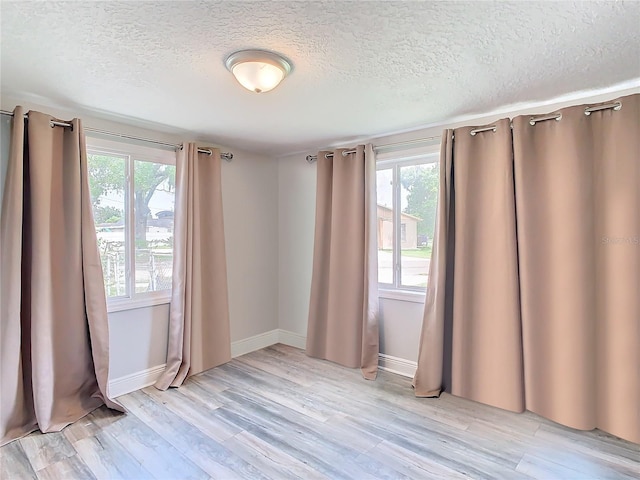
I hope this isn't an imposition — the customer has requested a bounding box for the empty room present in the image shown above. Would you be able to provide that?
[1,1,639,479]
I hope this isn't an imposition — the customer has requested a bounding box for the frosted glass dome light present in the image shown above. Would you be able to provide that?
[225,50,292,93]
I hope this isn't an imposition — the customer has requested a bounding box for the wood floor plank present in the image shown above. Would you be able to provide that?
[35,455,96,480]
[141,385,238,443]
[342,414,528,480]
[350,447,415,480]
[322,413,386,453]
[205,364,384,451]
[2,344,638,480]
[366,439,471,479]
[86,405,126,429]
[101,410,210,480]
[233,381,331,423]
[212,403,364,479]
[210,389,389,480]
[226,354,472,446]
[306,384,524,470]
[62,416,101,444]
[19,431,77,472]
[516,452,606,480]
[235,354,315,387]
[216,386,374,458]
[251,346,361,386]
[535,421,640,461]
[73,431,155,480]
[119,390,269,480]
[532,425,640,474]
[0,440,37,479]
[224,430,329,480]
[256,347,476,431]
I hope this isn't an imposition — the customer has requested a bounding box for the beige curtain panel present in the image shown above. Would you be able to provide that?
[414,94,639,444]
[1,107,122,446]
[413,120,525,413]
[155,143,231,390]
[512,94,639,444]
[306,145,379,380]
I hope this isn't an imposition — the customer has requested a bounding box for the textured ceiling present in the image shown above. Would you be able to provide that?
[1,1,639,155]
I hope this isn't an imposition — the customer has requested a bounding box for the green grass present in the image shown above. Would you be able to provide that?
[381,247,433,259]
[401,247,432,259]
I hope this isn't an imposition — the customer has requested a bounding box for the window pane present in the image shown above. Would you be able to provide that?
[134,160,175,293]
[399,163,438,288]
[376,168,393,284]
[88,153,127,298]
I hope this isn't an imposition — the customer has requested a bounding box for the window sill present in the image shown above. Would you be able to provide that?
[379,288,426,304]
[107,294,171,313]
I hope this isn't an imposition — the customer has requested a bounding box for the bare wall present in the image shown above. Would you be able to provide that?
[277,155,316,335]
[223,145,279,341]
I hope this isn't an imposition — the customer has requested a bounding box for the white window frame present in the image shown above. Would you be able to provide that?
[86,135,176,313]
[377,150,439,303]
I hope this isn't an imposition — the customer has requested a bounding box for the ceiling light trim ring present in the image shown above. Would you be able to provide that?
[225,49,292,76]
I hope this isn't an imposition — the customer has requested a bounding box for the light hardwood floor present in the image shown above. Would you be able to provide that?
[1,344,638,479]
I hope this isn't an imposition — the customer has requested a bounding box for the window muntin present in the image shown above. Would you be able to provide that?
[377,155,438,292]
[87,137,175,310]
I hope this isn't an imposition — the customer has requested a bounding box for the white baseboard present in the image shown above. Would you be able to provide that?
[231,329,280,358]
[276,330,417,379]
[108,364,166,398]
[378,353,417,378]
[108,330,416,397]
[108,330,281,398]
[277,329,307,349]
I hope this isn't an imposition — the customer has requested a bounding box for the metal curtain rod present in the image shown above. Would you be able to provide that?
[304,100,624,161]
[305,134,442,163]
[86,127,233,161]
[470,101,622,135]
[0,110,233,161]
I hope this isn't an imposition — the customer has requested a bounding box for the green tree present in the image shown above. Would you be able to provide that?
[400,164,439,240]
[87,154,175,242]
[87,154,125,206]
[133,160,175,241]
[94,205,123,225]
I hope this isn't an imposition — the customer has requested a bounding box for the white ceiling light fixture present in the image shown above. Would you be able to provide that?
[225,49,292,94]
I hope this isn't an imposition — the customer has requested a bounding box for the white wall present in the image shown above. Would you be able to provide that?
[0,115,10,200]
[277,84,640,364]
[108,304,170,379]
[277,155,316,336]
[222,146,279,341]
[378,298,424,361]
[0,96,280,384]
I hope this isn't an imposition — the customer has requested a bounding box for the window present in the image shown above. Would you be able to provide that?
[86,137,176,311]
[376,154,438,293]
